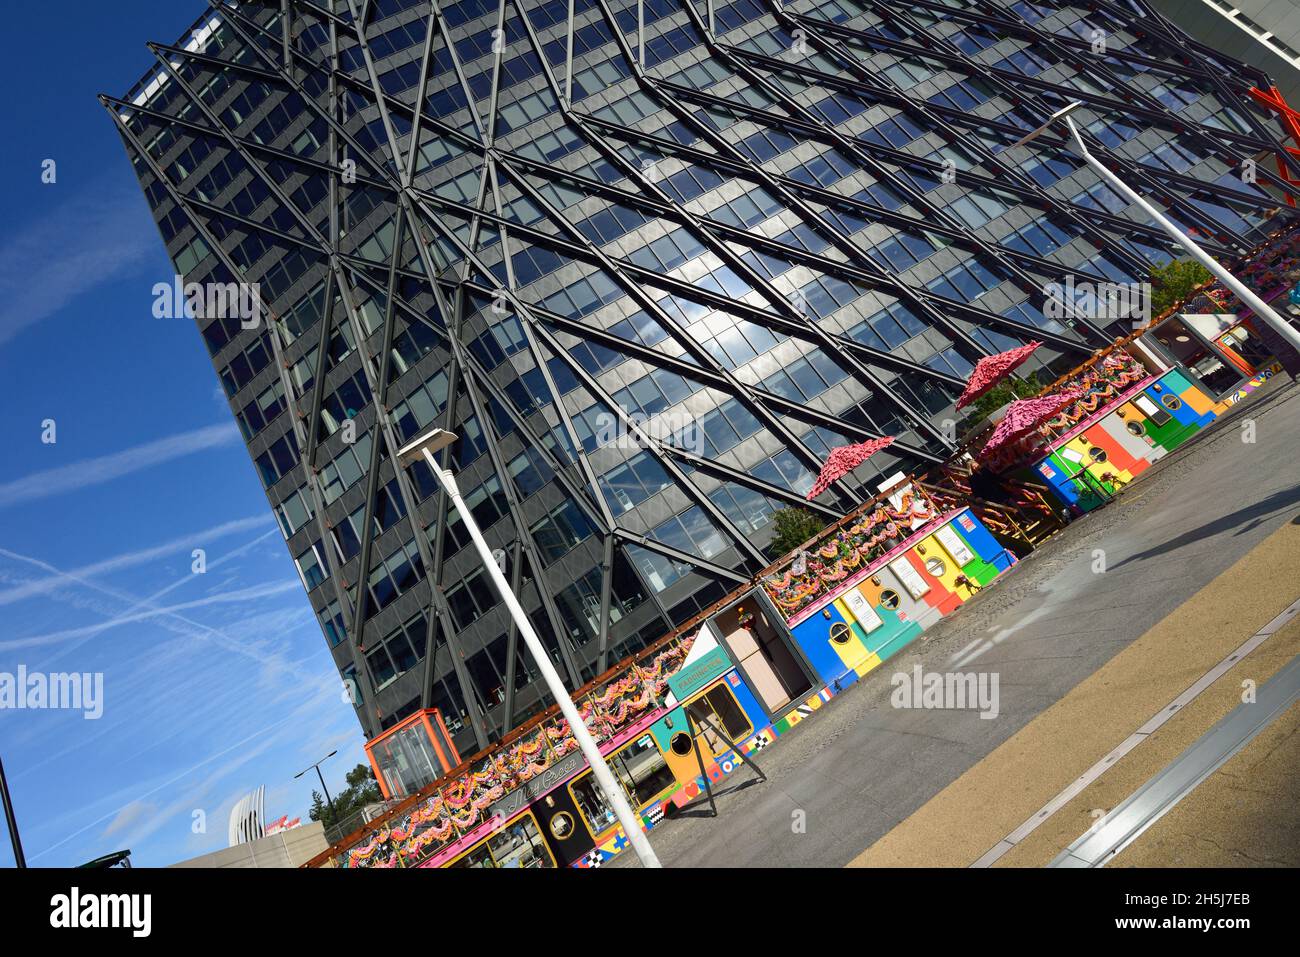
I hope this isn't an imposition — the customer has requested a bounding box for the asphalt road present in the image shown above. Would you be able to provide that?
[614,380,1300,868]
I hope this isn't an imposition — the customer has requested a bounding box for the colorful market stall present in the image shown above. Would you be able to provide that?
[764,503,1014,692]
[1027,365,1221,511]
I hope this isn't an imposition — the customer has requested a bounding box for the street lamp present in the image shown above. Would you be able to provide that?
[0,755,26,868]
[295,749,339,833]
[398,427,662,868]
[1011,101,1300,357]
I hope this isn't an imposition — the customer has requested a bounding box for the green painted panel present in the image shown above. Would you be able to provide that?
[666,646,731,701]
[959,554,999,586]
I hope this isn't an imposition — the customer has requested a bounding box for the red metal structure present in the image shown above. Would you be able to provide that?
[1249,85,1300,208]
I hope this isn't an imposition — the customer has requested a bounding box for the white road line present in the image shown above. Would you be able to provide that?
[949,637,985,663]
[969,594,1300,868]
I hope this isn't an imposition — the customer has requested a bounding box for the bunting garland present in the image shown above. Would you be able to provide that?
[341,637,694,868]
[763,490,937,617]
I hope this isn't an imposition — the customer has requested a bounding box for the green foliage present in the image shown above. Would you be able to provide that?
[1150,258,1213,316]
[767,507,827,558]
[308,763,382,830]
[963,371,1044,428]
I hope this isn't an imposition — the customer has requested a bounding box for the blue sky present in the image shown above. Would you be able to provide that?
[0,4,369,866]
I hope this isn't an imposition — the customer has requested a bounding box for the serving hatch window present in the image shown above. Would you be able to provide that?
[569,734,675,836]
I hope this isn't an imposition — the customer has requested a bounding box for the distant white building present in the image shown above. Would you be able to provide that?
[228,786,266,847]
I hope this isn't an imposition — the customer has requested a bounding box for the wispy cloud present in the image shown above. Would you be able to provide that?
[30,705,308,863]
[103,801,158,839]
[0,180,159,348]
[0,535,317,679]
[0,514,273,606]
[0,579,303,650]
[0,422,241,509]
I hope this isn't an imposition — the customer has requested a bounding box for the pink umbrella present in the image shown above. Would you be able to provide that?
[955,341,1043,410]
[979,390,1084,458]
[806,437,895,500]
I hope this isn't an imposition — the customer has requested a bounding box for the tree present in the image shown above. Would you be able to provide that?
[962,371,1044,433]
[307,763,383,831]
[1150,258,1213,316]
[766,507,826,558]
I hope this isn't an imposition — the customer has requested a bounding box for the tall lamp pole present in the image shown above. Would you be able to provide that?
[398,428,662,868]
[0,755,26,868]
[295,749,339,831]
[1012,101,1300,356]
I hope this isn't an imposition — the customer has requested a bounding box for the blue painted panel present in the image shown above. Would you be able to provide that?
[790,607,854,685]
[718,668,771,729]
[950,510,1014,571]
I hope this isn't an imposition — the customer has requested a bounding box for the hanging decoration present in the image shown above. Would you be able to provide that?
[764,489,937,617]
[806,436,896,500]
[979,389,1086,459]
[339,636,694,868]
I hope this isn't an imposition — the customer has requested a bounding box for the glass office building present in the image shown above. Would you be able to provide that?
[105,0,1296,752]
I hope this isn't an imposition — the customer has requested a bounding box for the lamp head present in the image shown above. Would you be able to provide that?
[1007,100,1086,150]
[397,428,458,467]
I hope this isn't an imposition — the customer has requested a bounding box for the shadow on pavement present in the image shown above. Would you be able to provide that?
[1112,486,1300,569]
[666,777,765,820]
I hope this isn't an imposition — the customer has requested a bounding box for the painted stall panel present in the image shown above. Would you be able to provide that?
[1150,369,1218,424]
[1160,368,1219,418]
[851,576,925,664]
[1040,447,1113,512]
[650,670,770,813]
[1132,390,1199,451]
[1057,433,1129,496]
[1093,411,1158,476]
[790,604,860,687]
[1080,420,1144,476]
[1031,454,1085,509]
[1109,401,1169,463]
[534,782,597,868]
[941,513,1012,584]
[830,595,878,677]
[902,548,963,616]
[882,555,945,631]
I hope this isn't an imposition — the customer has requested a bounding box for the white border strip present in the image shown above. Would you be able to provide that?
[970,594,1300,867]
[1050,654,1300,866]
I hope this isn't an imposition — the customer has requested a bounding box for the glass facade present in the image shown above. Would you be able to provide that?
[106,0,1295,753]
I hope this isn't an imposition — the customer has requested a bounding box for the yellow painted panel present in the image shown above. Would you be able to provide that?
[1062,436,1134,486]
[917,536,976,599]
[829,598,873,673]
[855,651,883,678]
[1178,383,1216,416]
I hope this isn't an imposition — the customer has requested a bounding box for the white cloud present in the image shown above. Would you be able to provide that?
[0,181,159,348]
[0,514,274,606]
[0,579,303,650]
[0,422,241,510]
[103,800,158,839]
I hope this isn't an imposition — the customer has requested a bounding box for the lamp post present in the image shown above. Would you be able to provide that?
[398,427,662,868]
[1011,101,1300,357]
[295,749,339,833]
[0,755,26,868]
